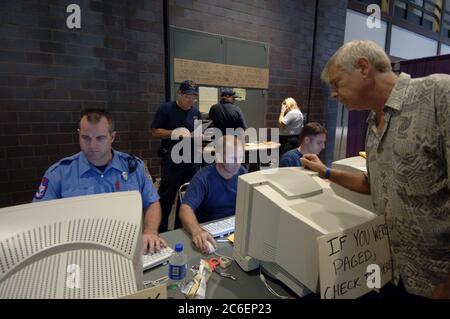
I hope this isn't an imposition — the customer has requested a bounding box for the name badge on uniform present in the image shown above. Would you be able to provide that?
[122,171,128,181]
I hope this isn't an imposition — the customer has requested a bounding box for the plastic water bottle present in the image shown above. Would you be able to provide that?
[168,243,187,289]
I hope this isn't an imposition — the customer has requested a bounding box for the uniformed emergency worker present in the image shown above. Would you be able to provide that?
[151,80,202,232]
[33,109,165,253]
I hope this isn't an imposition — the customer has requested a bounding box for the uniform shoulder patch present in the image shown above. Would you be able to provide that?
[143,165,153,182]
[34,177,49,200]
[133,156,153,182]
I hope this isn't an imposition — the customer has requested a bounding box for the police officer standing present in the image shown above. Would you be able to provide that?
[33,109,166,254]
[208,88,247,135]
[151,80,202,232]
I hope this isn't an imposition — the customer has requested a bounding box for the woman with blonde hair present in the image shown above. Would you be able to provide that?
[278,97,304,155]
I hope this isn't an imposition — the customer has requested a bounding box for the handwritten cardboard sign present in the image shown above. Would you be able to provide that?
[174,58,269,89]
[317,215,392,299]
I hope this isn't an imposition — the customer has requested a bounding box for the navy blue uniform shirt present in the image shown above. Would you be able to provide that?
[182,164,247,223]
[279,148,303,167]
[208,101,247,135]
[151,101,202,150]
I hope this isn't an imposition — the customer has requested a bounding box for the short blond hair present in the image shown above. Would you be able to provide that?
[282,97,299,113]
[321,40,392,84]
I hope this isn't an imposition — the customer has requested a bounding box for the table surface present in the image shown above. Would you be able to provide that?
[142,227,295,299]
[203,141,280,153]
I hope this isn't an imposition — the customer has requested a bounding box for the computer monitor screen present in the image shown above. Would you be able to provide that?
[233,167,376,297]
[0,191,143,298]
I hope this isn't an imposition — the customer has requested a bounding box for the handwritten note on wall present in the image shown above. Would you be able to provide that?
[174,58,269,89]
[317,215,392,299]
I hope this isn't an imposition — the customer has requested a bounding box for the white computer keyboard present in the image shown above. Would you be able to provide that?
[142,246,174,271]
[202,216,235,238]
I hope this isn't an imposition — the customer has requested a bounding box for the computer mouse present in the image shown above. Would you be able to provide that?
[205,241,216,254]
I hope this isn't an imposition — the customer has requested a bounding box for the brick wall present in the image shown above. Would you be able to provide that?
[169,0,347,164]
[0,0,165,207]
[0,0,347,207]
[169,0,316,128]
[312,0,347,166]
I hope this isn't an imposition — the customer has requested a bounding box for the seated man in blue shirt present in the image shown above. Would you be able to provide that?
[33,109,166,254]
[279,122,327,167]
[179,135,246,253]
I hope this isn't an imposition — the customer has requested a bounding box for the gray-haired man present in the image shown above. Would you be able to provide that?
[301,40,450,299]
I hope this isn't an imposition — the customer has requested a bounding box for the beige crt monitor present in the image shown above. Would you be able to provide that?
[233,167,376,297]
[331,156,375,213]
[0,192,143,299]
